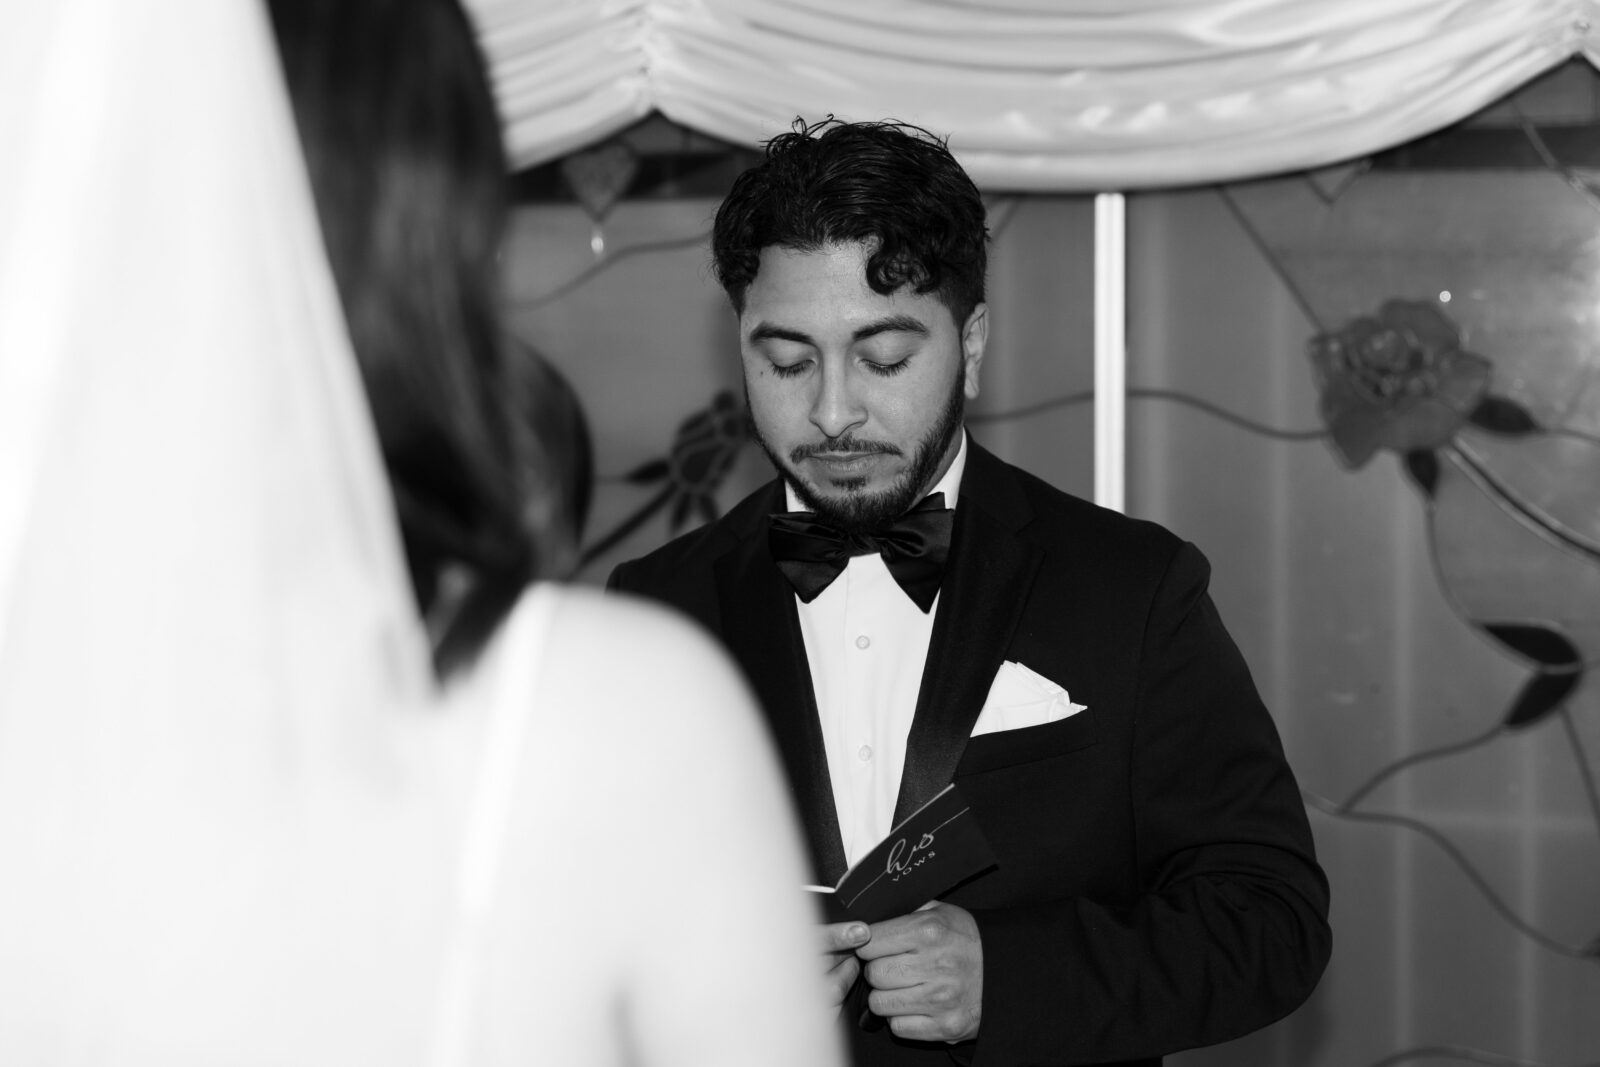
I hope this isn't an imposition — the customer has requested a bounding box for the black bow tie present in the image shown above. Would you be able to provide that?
[767,493,953,613]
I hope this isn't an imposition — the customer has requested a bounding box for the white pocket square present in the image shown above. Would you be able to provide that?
[971,661,1086,737]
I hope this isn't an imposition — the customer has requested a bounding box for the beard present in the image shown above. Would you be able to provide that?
[749,364,966,537]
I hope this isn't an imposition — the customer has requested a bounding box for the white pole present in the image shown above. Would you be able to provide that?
[1094,192,1126,514]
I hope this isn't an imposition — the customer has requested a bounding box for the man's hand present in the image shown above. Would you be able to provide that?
[857,901,982,1042]
[819,920,870,1012]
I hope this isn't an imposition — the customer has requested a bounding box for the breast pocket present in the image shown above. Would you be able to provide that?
[955,704,1100,776]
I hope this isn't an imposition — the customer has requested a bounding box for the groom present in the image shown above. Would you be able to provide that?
[608,118,1330,1066]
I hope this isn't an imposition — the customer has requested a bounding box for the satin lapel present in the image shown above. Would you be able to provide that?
[715,485,847,884]
[894,442,1043,823]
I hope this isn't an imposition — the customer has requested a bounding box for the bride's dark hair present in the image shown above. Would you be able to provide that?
[267,0,540,676]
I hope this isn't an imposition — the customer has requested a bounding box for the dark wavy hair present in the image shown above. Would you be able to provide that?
[268,0,541,677]
[509,336,593,574]
[711,118,988,324]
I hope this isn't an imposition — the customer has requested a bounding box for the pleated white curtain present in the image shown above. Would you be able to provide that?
[469,0,1600,189]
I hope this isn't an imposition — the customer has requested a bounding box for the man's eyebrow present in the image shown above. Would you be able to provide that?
[746,315,929,346]
[747,323,813,345]
[853,315,928,342]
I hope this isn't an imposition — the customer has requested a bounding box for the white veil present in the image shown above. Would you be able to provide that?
[0,5,855,1065]
[0,0,441,1057]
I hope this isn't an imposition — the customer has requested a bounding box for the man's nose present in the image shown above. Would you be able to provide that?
[808,364,867,439]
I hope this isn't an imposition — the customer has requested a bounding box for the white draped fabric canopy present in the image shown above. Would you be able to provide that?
[470,0,1600,189]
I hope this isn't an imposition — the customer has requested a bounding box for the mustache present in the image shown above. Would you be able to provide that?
[789,437,902,463]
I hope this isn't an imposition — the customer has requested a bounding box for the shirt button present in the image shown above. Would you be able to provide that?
[855,635,871,650]
[858,745,873,762]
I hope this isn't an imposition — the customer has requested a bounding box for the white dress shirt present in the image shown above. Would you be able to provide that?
[790,434,968,869]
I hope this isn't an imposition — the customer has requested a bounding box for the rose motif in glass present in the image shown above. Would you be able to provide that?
[1308,300,1492,468]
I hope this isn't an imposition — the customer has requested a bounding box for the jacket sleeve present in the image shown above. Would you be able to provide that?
[969,541,1331,1066]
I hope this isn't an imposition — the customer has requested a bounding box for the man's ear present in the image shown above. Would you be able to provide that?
[960,303,988,400]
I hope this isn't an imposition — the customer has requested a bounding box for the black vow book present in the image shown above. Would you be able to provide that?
[806,783,997,924]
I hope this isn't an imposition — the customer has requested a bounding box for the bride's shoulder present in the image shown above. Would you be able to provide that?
[510,582,748,702]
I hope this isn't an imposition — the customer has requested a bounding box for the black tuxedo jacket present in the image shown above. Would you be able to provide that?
[609,438,1330,1067]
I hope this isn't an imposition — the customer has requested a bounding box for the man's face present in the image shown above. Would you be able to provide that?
[739,241,987,534]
